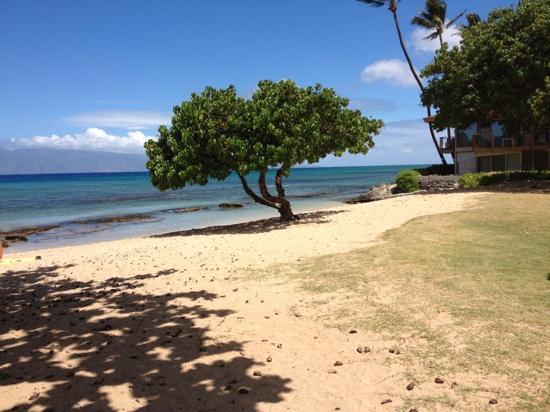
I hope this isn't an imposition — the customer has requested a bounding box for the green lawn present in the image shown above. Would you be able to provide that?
[264,193,550,410]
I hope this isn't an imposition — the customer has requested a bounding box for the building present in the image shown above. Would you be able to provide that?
[424,118,550,174]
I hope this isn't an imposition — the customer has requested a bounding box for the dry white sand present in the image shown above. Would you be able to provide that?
[0,192,482,411]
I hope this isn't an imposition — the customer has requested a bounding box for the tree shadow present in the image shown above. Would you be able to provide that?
[0,265,291,411]
[153,210,344,238]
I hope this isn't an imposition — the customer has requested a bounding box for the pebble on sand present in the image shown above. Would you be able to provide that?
[381,399,392,405]
[406,383,415,391]
[489,399,498,405]
[333,361,343,367]
[434,377,445,384]
[238,387,250,395]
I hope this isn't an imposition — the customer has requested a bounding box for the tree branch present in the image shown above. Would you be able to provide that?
[237,172,278,209]
[275,168,286,198]
[258,170,281,207]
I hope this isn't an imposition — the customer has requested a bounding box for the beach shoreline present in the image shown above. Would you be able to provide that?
[2,191,482,265]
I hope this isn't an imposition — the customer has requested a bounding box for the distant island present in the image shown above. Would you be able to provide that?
[0,149,147,175]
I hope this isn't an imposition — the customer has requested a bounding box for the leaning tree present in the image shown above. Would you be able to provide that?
[145,80,382,221]
[411,0,465,147]
[356,0,448,165]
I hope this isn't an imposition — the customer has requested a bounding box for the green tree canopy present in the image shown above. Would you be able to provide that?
[421,0,550,132]
[145,80,382,220]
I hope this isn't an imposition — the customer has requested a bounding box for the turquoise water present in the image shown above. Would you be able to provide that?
[0,165,423,250]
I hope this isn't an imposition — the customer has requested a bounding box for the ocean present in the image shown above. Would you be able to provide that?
[0,165,423,251]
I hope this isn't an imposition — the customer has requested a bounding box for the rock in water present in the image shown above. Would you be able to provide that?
[169,206,207,214]
[218,203,243,209]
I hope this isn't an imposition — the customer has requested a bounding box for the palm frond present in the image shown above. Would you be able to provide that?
[411,16,435,29]
[423,31,440,40]
[426,0,447,22]
[446,9,466,28]
[355,0,387,7]
[466,13,481,27]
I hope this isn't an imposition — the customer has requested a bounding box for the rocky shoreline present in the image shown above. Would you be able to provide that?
[0,213,156,248]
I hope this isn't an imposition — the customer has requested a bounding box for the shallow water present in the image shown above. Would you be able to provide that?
[0,165,423,251]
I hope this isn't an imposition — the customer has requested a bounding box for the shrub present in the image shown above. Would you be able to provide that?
[396,170,421,192]
[459,173,483,188]
[459,170,550,188]
[414,164,455,176]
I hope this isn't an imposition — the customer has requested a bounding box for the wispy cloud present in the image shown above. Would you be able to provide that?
[62,111,170,130]
[349,98,397,114]
[361,59,418,88]
[410,24,461,53]
[11,128,154,153]
[318,118,447,166]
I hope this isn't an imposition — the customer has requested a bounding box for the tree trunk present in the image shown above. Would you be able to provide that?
[237,172,278,209]
[391,9,448,166]
[278,200,295,221]
[275,168,286,197]
[258,170,296,221]
[437,32,453,146]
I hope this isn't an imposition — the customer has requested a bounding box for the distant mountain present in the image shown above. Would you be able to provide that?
[0,149,148,175]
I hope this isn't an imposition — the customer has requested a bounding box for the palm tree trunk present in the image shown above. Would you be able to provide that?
[391,9,448,165]
[437,32,454,151]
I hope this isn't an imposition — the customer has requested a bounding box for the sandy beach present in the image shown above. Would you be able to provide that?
[0,192,503,411]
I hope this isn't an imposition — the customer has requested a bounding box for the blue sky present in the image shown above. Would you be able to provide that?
[0,0,513,165]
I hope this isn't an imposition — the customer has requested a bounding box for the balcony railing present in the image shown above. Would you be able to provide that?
[439,132,549,151]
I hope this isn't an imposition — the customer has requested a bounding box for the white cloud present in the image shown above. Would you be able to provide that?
[361,59,418,88]
[11,128,154,153]
[410,24,462,53]
[62,111,170,130]
[317,119,451,166]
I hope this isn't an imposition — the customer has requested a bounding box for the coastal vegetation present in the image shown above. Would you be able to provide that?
[422,0,550,131]
[395,169,421,192]
[458,170,550,188]
[145,80,382,220]
[414,164,454,176]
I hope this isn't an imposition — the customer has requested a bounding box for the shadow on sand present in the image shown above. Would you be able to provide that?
[0,265,291,411]
[153,210,344,238]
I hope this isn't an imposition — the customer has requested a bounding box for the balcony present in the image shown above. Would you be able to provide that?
[439,132,550,153]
